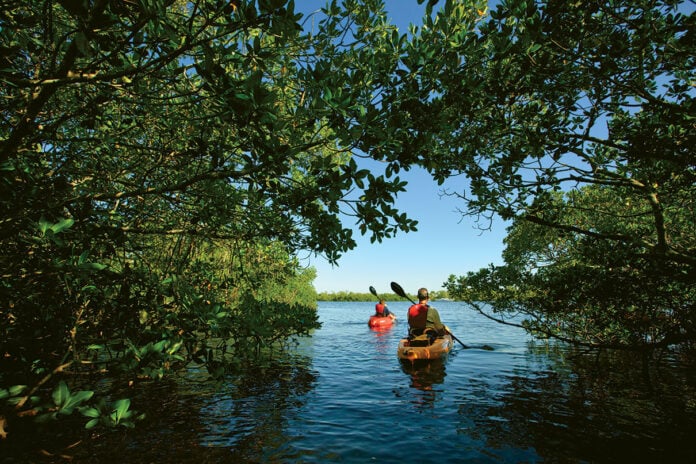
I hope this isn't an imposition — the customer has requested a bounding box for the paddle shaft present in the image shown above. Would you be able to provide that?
[390,281,468,349]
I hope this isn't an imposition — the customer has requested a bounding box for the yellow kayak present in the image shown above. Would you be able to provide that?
[397,334,453,361]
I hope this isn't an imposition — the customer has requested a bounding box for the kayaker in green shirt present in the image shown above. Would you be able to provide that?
[407,287,445,338]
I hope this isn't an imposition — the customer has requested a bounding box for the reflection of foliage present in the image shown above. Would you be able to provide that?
[3,354,318,461]
[458,343,696,463]
[201,358,318,460]
[73,357,317,462]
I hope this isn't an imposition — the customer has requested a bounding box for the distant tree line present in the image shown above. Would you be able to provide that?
[316,290,451,302]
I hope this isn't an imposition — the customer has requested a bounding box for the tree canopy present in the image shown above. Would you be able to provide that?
[417,0,694,350]
[0,0,419,436]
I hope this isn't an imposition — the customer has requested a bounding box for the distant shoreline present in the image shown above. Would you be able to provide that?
[315,290,452,302]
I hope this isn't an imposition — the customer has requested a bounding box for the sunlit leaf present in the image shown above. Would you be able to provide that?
[49,218,75,234]
[113,399,131,422]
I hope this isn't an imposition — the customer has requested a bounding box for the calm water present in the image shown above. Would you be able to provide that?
[11,301,696,463]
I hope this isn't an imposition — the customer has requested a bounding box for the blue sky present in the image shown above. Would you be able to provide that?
[308,165,509,294]
[302,0,508,293]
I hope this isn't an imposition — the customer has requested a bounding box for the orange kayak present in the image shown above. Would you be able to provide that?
[368,315,396,328]
[397,334,453,361]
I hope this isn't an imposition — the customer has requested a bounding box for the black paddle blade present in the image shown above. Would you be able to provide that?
[390,281,406,297]
[369,286,378,297]
[391,281,416,304]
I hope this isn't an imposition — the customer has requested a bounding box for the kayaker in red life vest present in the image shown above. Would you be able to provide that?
[407,288,445,338]
[375,299,395,319]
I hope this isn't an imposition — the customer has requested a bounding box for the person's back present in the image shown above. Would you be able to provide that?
[407,303,429,332]
[407,287,444,337]
[375,299,392,317]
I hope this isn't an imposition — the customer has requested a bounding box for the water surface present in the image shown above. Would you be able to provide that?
[23,301,696,463]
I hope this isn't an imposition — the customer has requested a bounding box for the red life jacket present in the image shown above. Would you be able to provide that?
[408,304,428,329]
[375,303,386,315]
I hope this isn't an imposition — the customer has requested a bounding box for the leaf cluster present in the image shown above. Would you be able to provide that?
[446,185,695,351]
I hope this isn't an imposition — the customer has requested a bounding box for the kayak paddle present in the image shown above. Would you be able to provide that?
[390,281,468,349]
[369,286,396,320]
[390,281,416,305]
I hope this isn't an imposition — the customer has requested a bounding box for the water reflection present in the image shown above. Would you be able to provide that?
[400,359,447,391]
[197,356,317,458]
[370,325,394,356]
[66,355,318,463]
[397,359,448,414]
[10,302,695,463]
[457,342,696,463]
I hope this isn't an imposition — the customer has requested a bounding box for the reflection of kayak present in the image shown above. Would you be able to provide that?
[400,357,447,390]
[368,315,396,328]
[397,334,453,361]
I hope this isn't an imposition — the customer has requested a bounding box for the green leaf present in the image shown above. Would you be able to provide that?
[68,390,94,407]
[57,388,94,414]
[113,398,131,422]
[81,407,101,418]
[49,218,75,234]
[79,262,108,271]
[167,340,183,355]
[85,418,100,429]
[6,385,27,397]
[162,276,178,285]
[52,381,70,407]
[38,218,51,234]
